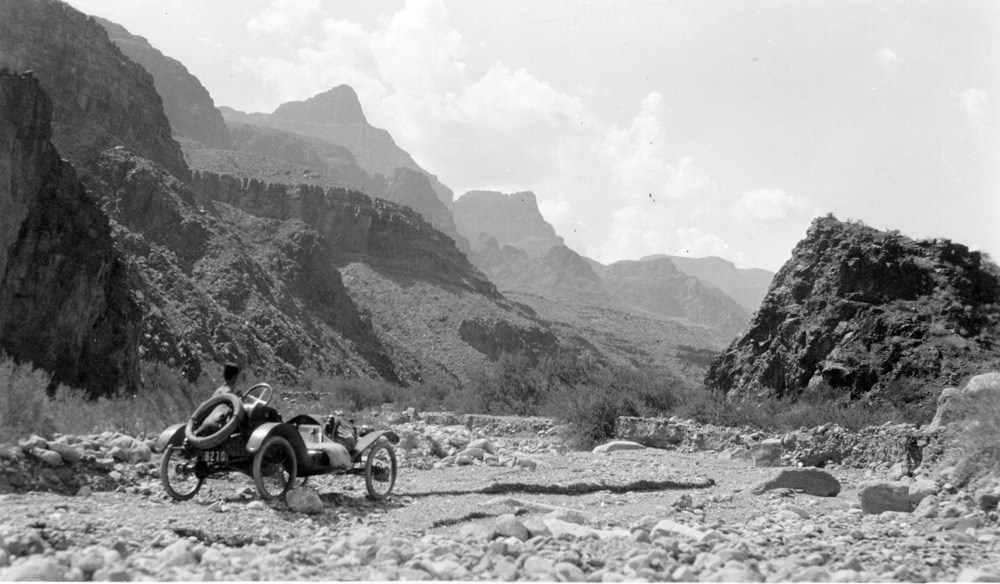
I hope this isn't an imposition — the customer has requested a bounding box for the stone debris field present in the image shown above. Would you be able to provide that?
[0,408,999,582]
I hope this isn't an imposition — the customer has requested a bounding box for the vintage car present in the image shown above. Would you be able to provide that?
[154,383,399,501]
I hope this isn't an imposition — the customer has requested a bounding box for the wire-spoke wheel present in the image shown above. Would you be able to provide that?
[253,436,297,500]
[160,444,204,501]
[364,441,397,500]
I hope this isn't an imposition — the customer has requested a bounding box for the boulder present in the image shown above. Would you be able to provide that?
[286,488,324,514]
[907,479,938,504]
[929,372,1000,430]
[750,468,842,497]
[2,556,66,581]
[29,447,64,467]
[494,514,529,541]
[467,438,496,455]
[650,519,707,542]
[913,495,939,518]
[592,441,646,454]
[858,480,910,514]
[955,567,1000,582]
[751,439,783,467]
[47,442,82,464]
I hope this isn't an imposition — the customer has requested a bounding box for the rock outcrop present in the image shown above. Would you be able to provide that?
[0,71,139,395]
[706,216,1000,406]
[454,190,565,257]
[0,0,187,178]
[188,171,495,298]
[94,17,232,149]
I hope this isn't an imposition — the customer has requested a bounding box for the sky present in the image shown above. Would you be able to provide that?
[64,0,999,271]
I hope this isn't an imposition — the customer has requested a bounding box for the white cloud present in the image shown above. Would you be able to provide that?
[876,46,900,72]
[538,198,571,227]
[731,189,810,222]
[958,88,987,123]
[599,94,715,203]
[371,0,467,95]
[589,205,730,263]
[247,0,321,37]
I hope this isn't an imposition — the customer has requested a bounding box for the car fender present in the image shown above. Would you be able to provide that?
[352,430,400,461]
[246,423,309,461]
[153,423,186,453]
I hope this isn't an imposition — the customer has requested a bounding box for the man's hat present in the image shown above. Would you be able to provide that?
[223,363,240,381]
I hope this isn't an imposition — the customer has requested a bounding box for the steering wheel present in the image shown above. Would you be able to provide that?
[241,383,273,408]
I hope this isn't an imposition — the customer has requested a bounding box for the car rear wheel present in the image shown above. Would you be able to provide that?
[160,444,204,501]
[364,441,397,500]
[253,436,297,500]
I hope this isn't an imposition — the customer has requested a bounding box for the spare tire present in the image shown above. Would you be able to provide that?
[185,393,244,449]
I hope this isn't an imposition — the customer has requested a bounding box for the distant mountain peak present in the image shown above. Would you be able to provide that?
[454,190,564,256]
[272,85,367,125]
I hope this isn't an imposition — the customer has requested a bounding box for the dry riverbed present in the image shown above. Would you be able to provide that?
[1,419,999,582]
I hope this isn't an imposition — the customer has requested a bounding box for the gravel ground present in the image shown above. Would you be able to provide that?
[1,422,999,582]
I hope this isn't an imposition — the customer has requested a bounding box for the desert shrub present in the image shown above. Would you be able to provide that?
[678,387,930,433]
[392,382,451,412]
[46,361,205,437]
[0,355,52,442]
[539,361,688,449]
[461,352,553,416]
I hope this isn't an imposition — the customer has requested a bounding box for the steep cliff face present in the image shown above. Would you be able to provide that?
[596,258,752,343]
[188,171,496,298]
[385,167,469,253]
[94,17,232,150]
[0,0,187,178]
[706,216,1000,405]
[219,86,454,206]
[88,149,399,385]
[0,71,139,395]
[454,190,565,257]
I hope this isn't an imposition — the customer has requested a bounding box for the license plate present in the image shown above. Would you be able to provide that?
[203,450,228,463]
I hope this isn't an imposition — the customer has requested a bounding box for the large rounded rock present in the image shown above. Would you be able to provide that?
[592,441,645,454]
[858,480,910,514]
[751,439,783,467]
[929,372,1000,430]
[751,468,841,497]
[286,488,324,514]
[2,556,66,581]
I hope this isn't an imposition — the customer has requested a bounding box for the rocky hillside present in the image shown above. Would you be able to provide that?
[1,0,597,394]
[707,216,1000,405]
[594,258,752,343]
[648,255,774,313]
[0,70,139,395]
[94,17,232,150]
[219,86,453,205]
[0,0,186,178]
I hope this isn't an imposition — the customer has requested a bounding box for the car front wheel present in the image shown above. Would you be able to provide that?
[160,444,204,501]
[252,436,297,500]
